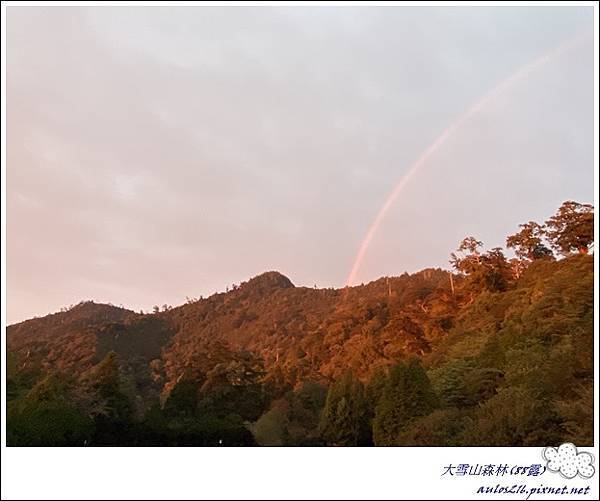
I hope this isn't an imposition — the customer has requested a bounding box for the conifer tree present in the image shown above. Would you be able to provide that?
[373,359,438,446]
[319,371,369,446]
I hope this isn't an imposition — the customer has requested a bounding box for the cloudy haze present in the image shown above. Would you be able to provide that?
[7,6,594,323]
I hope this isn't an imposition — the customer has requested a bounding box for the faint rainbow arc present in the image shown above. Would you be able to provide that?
[345,32,589,287]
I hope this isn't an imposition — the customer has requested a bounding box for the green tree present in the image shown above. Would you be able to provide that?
[554,381,593,446]
[319,371,369,446]
[83,352,134,444]
[366,367,387,410]
[396,408,468,446]
[90,351,132,421]
[545,201,594,255]
[364,367,388,431]
[163,377,199,418]
[429,358,474,408]
[458,386,562,446]
[373,359,438,446]
[7,374,94,446]
[7,351,42,402]
[199,350,266,421]
[250,403,289,446]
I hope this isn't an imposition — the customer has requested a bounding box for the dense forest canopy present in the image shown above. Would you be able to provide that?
[6,200,594,446]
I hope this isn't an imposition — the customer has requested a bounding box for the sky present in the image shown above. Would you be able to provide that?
[6,6,594,324]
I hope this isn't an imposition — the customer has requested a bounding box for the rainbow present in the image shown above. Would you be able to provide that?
[345,32,590,287]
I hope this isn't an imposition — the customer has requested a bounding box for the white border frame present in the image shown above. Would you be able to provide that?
[1,2,598,500]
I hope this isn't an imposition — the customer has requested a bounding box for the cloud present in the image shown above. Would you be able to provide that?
[543,443,595,479]
[6,6,594,323]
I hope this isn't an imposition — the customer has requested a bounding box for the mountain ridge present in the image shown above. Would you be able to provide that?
[7,254,594,446]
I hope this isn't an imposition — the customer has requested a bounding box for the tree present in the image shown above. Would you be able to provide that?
[89,352,132,420]
[373,359,438,446]
[319,371,370,446]
[365,367,387,430]
[450,237,483,275]
[250,402,290,446]
[545,201,594,255]
[554,381,593,446]
[199,350,267,422]
[450,238,512,293]
[7,374,94,446]
[251,382,327,446]
[479,247,513,292]
[430,358,474,408]
[366,367,387,411]
[506,221,553,261]
[396,408,467,446]
[7,351,42,402]
[163,377,199,418]
[83,352,133,444]
[458,386,562,446]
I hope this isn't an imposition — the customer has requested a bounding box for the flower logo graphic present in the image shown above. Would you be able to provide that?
[543,443,595,479]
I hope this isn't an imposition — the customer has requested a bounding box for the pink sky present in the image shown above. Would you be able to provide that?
[6,6,594,323]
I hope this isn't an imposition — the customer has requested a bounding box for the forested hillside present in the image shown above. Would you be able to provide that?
[6,201,594,446]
